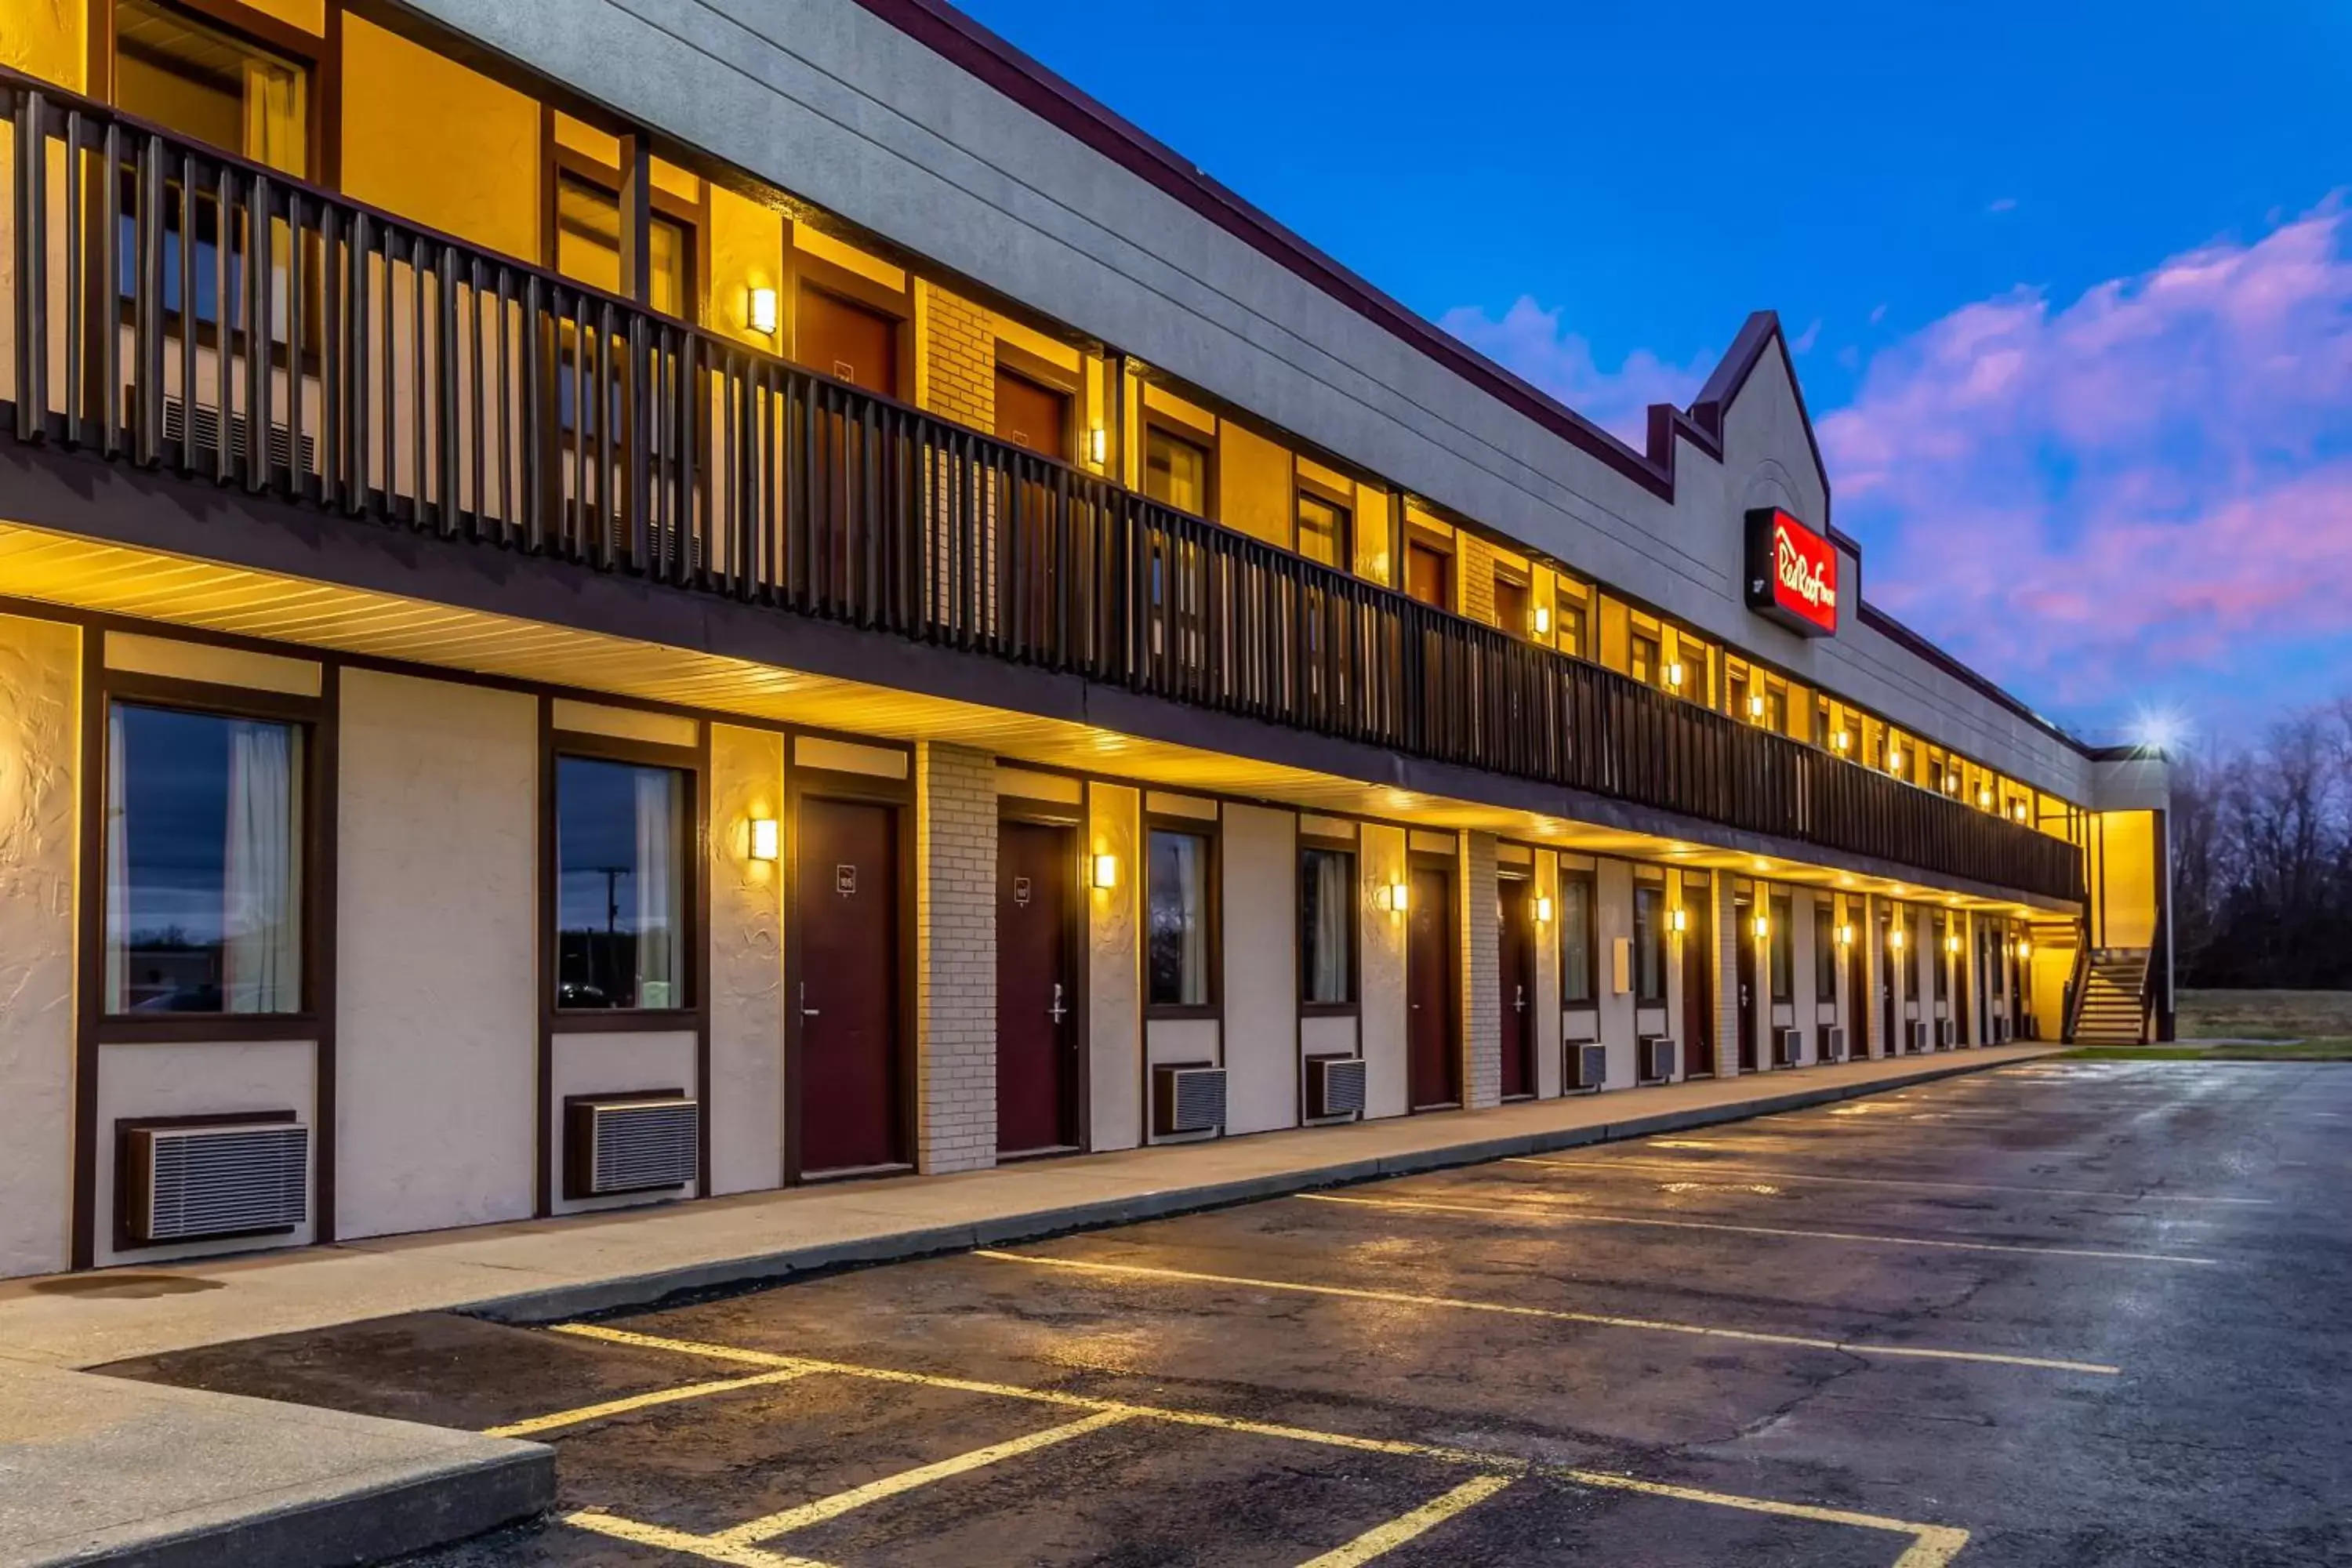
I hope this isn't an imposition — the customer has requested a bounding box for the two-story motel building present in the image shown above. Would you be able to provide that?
[0,0,2171,1278]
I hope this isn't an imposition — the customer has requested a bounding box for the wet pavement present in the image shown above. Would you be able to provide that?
[100,1060,2351,1566]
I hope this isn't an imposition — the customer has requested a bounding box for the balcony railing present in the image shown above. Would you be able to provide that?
[0,74,2084,905]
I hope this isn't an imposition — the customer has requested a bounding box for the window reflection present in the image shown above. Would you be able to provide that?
[555,756,688,1010]
[1147,828,1210,1007]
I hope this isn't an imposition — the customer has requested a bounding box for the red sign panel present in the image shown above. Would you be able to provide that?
[1744,507,1839,637]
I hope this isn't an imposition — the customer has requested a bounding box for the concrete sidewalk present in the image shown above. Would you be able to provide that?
[0,1046,2053,1567]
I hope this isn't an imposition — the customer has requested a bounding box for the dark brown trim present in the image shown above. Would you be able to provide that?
[1295,839,1359,1018]
[1556,866,1599,1010]
[71,626,104,1271]
[534,695,554,1216]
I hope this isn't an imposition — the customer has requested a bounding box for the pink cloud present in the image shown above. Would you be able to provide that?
[1819,198,2352,717]
[1437,296,1711,445]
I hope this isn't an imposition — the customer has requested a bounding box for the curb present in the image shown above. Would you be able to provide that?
[470,1051,2038,1327]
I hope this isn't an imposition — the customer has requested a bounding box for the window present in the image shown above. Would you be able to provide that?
[1933,915,1951,1002]
[1632,884,1666,1004]
[554,756,690,1010]
[554,170,691,319]
[1630,633,1660,688]
[1295,492,1348,569]
[1815,901,1838,1000]
[1144,426,1210,515]
[104,702,304,1016]
[1559,875,1596,1005]
[1147,828,1212,1008]
[1764,684,1789,732]
[1769,892,1793,1003]
[1493,573,1530,637]
[1555,597,1588,659]
[114,0,307,176]
[1298,847,1355,1007]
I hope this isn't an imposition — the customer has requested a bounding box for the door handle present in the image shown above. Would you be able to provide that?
[800,982,821,1020]
[1514,984,1527,1013]
[1049,982,1068,1024]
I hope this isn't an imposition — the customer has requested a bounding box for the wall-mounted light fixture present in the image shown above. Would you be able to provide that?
[2011,802,2030,823]
[1978,786,1994,808]
[1946,934,1963,956]
[1377,880,1410,913]
[1534,894,1553,922]
[2015,938,2032,960]
[1668,907,1689,934]
[1832,729,1853,753]
[1945,773,1962,793]
[1664,661,1685,689]
[1752,913,1771,940]
[746,286,779,336]
[1748,693,1767,720]
[1887,749,1906,774]
[1534,604,1552,637]
[1087,426,1109,466]
[748,817,781,862]
[1091,852,1120,891]
[1889,925,1906,950]
[1838,922,1857,946]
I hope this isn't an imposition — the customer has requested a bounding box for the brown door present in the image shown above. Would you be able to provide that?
[996,820,1076,1154]
[994,368,1069,460]
[1878,910,1899,1053]
[1681,890,1713,1076]
[1493,575,1530,639]
[797,285,898,397]
[1735,898,1759,1071]
[796,797,902,1174]
[1406,542,1451,610]
[1497,877,1535,1098]
[1406,863,1458,1110]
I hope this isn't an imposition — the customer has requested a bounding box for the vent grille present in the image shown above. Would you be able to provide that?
[1907,1020,1929,1054]
[1566,1041,1606,1093]
[1822,1025,1848,1062]
[1153,1065,1226,1136]
[1639,1034,1677,1085]
[1305,1055,1367,1120]
[1773,1026,1802,1068]
[162,397,317,477]
[1938,1018,1958,1049]
[566,1094,699,1199]
[122,1121,308,1247]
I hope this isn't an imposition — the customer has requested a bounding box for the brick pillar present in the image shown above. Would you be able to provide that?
[915,742,996,1174]
[1461,833,1501,1109]
[920,281,996,432]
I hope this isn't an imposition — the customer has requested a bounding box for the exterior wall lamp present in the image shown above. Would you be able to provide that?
[1748,693,1767,720]
[2016,938,2033,960]
[1889,925,1906,951]
[1946,934,1964,956]
[1534,894,1553,922]
[746,286,779,336]
[1832,729,1852,753]
[1377,880,1410,913]
[1887,749,1905,774]
[1091,852,1120,890]
[1978,786,1994,808]
[2012,802,2030,823]
[1664,661,1685,689]
[1837,923,1857,946]
[748,818,781,862]
[1752,913,1770,940]
[1087,426,1109,465]
[1668,907,1689,934]
[1534,604,1552,637]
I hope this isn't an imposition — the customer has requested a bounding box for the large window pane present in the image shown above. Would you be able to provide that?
[556,756,688,1010]
[105,702,303,1015]
[1144,427,1210,515]
[1769,893,1793,1003]
[1299,848,1354,1006]
[115,0,308,176]
[1296,494,1346,568]
[1147,829,1210,1007]
[1815,902,1838,999]
[1559,877,1595,1004]
[1633,884,1665,1004]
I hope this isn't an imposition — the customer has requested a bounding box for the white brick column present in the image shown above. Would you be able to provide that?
[1713,873,1740,1077]
[1461,833,1501,1109]
[914,742,996,1174]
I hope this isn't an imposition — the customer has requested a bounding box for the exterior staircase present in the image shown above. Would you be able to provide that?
[2071,949,2151,1045]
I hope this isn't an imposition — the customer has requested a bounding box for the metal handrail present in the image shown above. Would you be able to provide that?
[0,70,2085,903]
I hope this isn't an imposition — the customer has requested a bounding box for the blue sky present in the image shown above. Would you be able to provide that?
[956,0,2352,746]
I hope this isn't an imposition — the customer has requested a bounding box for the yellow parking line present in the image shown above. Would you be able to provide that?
[1508,1156,2271,1204]
[484,1368,813,1438]
[1295,1475,1513,1566]
[971,1250,2119,1375]
[712,1410,1134,1545]
[562,1509,832,1567]
[1301,1191,2219,1265]
[549,1322,1973,1560]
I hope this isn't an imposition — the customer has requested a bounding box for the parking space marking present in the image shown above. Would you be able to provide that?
[484,1368,815,1439]
[1508,1156,2272,1204]
[1301,1192,2220,1265]
[546,1323,1972,1565]
[971,1250,2120,1375]
[711,1410,1136,1546]
[1295,1475,1514,1566]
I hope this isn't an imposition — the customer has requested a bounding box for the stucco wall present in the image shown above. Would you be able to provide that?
[1086,782,1141,1151]
[1357,823,1409,1119]
[1220,804,1296,1136]
[0,614,78,1278]
[336,670,537,1240]
[707,724,785,1195]
[546,1029,699,1214]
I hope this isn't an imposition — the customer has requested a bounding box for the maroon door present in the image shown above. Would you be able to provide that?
[1406,864,1459,1110]
[1497,877,1535,1098]
[797,285,899,397]
[1681,890,1714,1076]
[996,820,1075,1154]
[1735,898,1759,1072]
[796,797,902,1174]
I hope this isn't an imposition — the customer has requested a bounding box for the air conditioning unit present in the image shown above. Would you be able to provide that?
[1773,1027,1802,1068]
[117,1117,308,1247]
[1995,1016,2013,1043]
[1153,1063,1227,1136]
[564,1093,699,1200]
[1565,1040,1606,1094]
[1305,1054,1367,1120]
[1820,1025,1848,1063]
[1907,1021,1930,1054]
[1938,1018,1958,1049]
[1638,1035,1676,1085]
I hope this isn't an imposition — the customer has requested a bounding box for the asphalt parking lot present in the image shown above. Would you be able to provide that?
[103,1060,2352,1566]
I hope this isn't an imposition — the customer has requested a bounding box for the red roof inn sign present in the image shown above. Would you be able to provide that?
[1744,507,1839,637]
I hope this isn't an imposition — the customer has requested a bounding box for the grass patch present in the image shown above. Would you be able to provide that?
[2063,1037,2352,1063]
[2176,989,2352,1040]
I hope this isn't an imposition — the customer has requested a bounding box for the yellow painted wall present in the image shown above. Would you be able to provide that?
[708,184,783,349]
[1596,593,1631,674]
[245,0,327,34]
[2094,810,2160,949]
[1,0,85,91]
[1352,483,1392,584]
[341,15,540,262]
[1217,422,1293,547]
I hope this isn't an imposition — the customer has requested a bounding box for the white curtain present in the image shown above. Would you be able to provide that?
[1306,851,1350,1004]
[222,720,299,1013]
[633,768,678,1008]
[103,705,130,1013]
